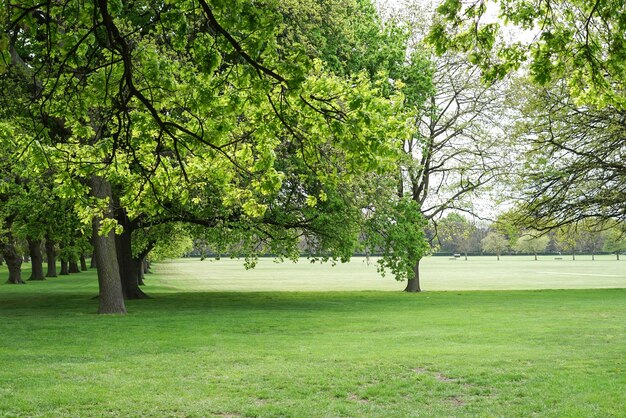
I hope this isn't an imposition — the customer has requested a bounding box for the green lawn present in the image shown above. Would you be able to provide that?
[154,255,626,292]
[0,258,625,417]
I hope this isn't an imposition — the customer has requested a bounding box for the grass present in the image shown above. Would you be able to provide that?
[0,258,625,417]
[153,255,626,292]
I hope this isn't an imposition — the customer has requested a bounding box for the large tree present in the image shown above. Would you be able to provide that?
[1,1,418,311]
[510,80,626,229]
[400,47,508,291]
[430,0,626,233]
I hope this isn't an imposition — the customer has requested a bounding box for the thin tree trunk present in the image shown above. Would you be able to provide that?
[45,238,57,277]
[572,253,575,261]
[27,238,46,281]
[80,254,88,271]
[534,253,538,261]
[617,252,620,261]
[3,237,25,284]
[90,175,126,314]
[404,259,422,292]
[496,253,500,261]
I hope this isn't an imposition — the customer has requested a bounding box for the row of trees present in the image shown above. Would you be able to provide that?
[1,0,448,313]
[2,0,625,312]
[392,212,626,260]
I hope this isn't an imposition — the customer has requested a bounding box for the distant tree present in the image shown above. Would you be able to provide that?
[481,232,509,261]
[364,197,430,291]
[554,226,581,261]
[494,211,521,253]
[515,233,549,261]
[437,213,476,260]
[603,226,626,261]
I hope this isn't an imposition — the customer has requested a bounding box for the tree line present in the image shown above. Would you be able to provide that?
[2,0,625,313]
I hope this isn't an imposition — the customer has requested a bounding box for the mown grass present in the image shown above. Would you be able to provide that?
[155,255,626,292]
[0,260,625,417]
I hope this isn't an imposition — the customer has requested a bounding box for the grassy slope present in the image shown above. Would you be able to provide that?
[0,260,625,417]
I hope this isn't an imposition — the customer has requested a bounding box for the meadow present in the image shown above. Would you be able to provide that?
[0,256,624,417]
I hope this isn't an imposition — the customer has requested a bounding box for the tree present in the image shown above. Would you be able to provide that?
[603,226,626,261]
[437,213,476,260]
[514,233,549,261]
[510,79,626,229]
[554,226,580,261]
[376,0,512,293]
[1,1,417,311]
[481,231,508,260]
[429,0,626,231]
[364,197,430,292]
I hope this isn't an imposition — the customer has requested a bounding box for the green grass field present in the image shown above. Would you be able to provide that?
[0,257,625,417]
[154,255,626,292]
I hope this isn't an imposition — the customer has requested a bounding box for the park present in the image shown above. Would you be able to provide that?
[2,0,626,416]
[1,256,625,416]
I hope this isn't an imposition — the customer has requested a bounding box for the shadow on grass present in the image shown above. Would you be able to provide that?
[1,285,625,318]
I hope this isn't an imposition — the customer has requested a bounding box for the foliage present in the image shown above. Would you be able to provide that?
[481,231,508,256]
[510,79,626,228]
[436,213,476,255]
[603,225,626,257]
[429,0,626,110]
[0,0,422,300]
[514,232,549,256]
[364,197,430,281]
[430,1,626,234]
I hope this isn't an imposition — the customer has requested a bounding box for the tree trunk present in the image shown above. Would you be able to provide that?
[496,253,500,261]
[45,238,57,277]
[60,259,69,275]
[617,252,620,261]
[464,252,468,261]
[534,252,538,261]
[572,253,575,261]
[90,175,126,314]
[27,238,46,281]
[3,238,25,284]
[80,254,88,271]
[136,257,145,286]
[404,259,422,292]
[144,259,151,274]
[115,219,149,300]
[90,250,97,268]
[0,254,4,265]
[591,253,595,261]
[69,259,80,273]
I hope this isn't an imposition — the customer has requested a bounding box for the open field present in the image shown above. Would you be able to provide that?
[0,259,625,417]
[153,255,626,292]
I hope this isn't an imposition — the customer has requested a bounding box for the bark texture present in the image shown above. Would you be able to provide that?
[60,259,69,275]
[80,254,88,271]
[28,238,46,281]
[404,259,422,292]
[115,219,148,299]
[3,237,25,284]
[45,238,57,277]
[69,259,80,273]
[90,175,126,314]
